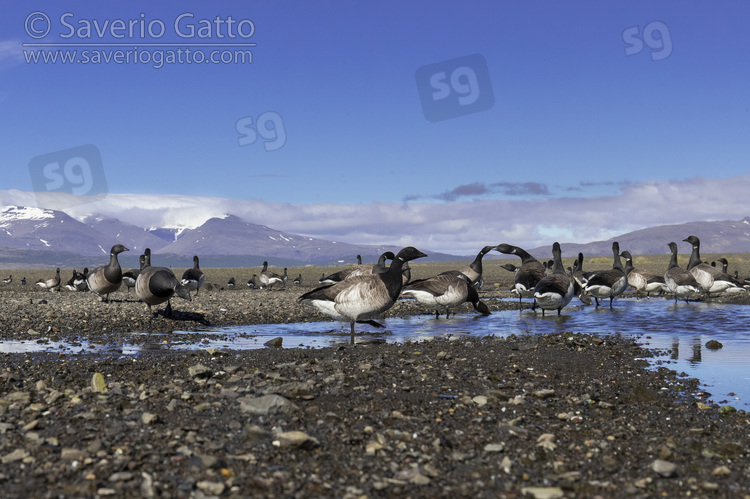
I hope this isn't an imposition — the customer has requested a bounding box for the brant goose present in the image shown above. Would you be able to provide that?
[21,277,27,285]
[533,242,574,315]
[665,241,701,302]
[135,266,191,317]
[583,242,631,308]
[441,245,495,290]
[683,235,740,294]
[181,255,206,295]
[259,261,284,290]
[36,268,61,291]
[86,244,129,302]
[496,243,545,309]
[2,275,11,285]
[247,274,259,289]
[298,246,426,344]
[401,272,490,318]
[227,277,236,288]
[293,274,303,286]
[122,254,147,293]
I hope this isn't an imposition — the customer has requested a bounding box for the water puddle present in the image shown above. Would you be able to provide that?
[3,297,749,408]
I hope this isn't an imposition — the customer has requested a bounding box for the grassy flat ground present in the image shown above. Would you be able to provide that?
[3,251,749,295]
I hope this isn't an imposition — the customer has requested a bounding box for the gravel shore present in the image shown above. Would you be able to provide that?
[1,274,749,497]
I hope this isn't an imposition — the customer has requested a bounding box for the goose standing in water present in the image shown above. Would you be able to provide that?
[683,235,740,294]
[438,245,496,290]
[135,265,191,318]
[181,255,206,295]
[533,242,574,316]
[401,272,490,319]
[583,242,631,308]
[298,246,427,344]
[319,252,392,285]
[627,264,667,298]
[36,268,61,291]
[664,241,701,303]
[87,244,129,302]
[496,243,545,309]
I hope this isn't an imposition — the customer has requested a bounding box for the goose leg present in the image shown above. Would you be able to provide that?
[350,322,355,345]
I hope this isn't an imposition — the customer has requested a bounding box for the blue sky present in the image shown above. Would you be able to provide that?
[1,2,749,254]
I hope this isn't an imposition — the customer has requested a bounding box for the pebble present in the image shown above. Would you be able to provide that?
[651,459,678,478]
[188,364,212,378]
[91,372,107,393]
[239,394,299,415]
[521,486,564,499]
[272,431,320,450]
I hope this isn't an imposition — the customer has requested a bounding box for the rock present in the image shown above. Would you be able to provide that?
[651,459,677,478]
[533,389,555,399]
[521,487,564,499]
[188,364,212,378]
[268,380,314,398]
[60,448,86,461]
[204,347,225,356]
[141,412,159,425]
[272,431,320,450]
[196,481,225,495]
[705,340,723,350]
[264,337,283,348]
[712,465,731,476]
[91,372,107,393]
[243,424,271,441]
[472,395,488,406]
[484,443,504,453]
[394,466,431,485]
[108,471,134,482]
[2,449,29,464]
[719,405,736,416]
[239,394,299,415]
[536,434,557,451]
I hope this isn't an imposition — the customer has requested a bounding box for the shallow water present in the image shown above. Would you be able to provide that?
[3,296,749,408]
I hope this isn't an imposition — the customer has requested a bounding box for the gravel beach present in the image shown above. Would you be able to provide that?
[1,268,749,498]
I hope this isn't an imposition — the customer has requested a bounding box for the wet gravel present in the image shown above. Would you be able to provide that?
[1,280,750,497]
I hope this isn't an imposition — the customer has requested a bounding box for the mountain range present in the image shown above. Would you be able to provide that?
[1,204,749,268]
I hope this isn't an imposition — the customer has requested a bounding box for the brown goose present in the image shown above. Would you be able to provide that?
[298,246,427,344]
[181,255,206,295]
[684,235,740,294]
[496,243,545,309]
[664,241,701,303]
[36,268,61,291]
[401,272,490,319]
[319,252,393,285]
[583,242,630,308]
[259,261,284,290]
[532,242,574,316]
[86,244,129,302]
[135,266,191,317]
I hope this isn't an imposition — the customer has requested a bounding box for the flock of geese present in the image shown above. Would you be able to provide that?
[16,235,749,343]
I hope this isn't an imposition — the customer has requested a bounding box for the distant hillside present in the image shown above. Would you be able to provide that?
[528,217,750,258]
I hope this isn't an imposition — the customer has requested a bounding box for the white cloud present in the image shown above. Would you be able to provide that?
[2,175,750,255]
[0,39,23,69]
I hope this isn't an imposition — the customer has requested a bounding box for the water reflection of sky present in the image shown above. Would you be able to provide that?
[2,297,749,408]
